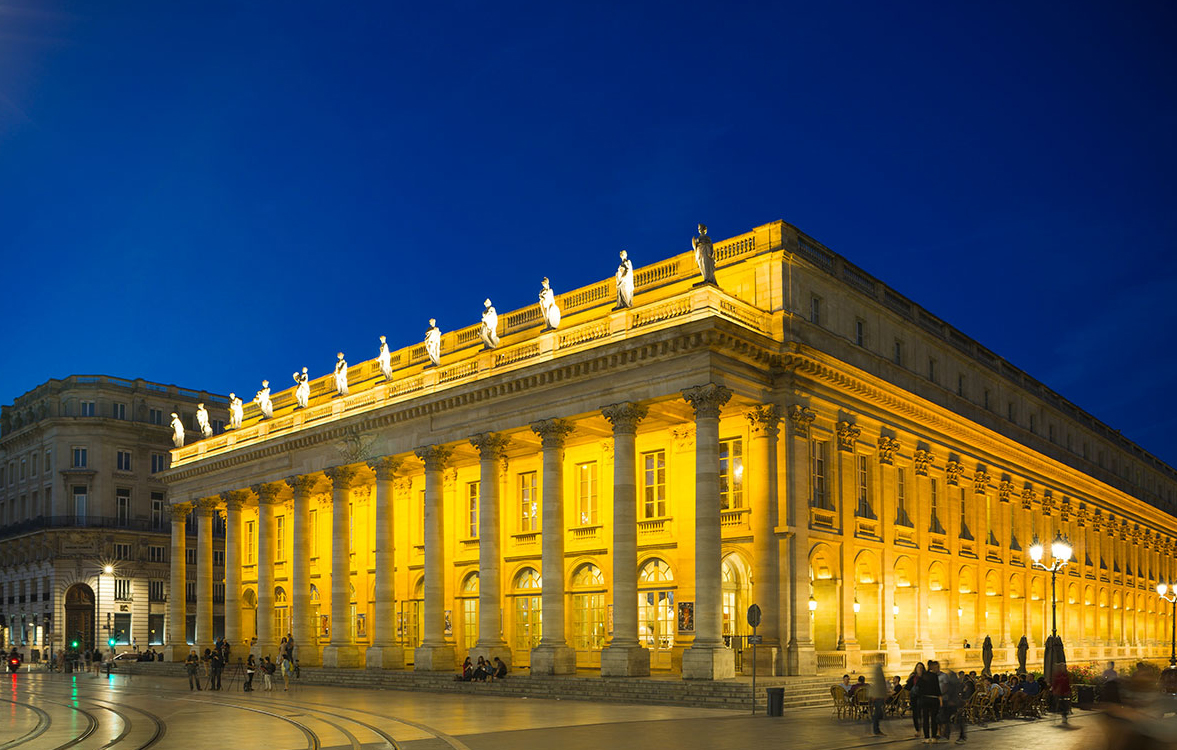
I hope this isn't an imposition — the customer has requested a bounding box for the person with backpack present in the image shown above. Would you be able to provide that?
[939,667,967,744]
[261,656,276,691]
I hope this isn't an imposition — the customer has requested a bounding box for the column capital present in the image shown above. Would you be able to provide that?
[252,481,288,505]
[414,444,453,472]
[366,456,404,481]
[285,473,322,496]
[913,449,934,476]
[469,432,510,461]
[601,402,648,435]
[530,418,575,449]
[973,470,992,495]
[835,421,860,452]
[221,489,251,510]
[167,501,193,520]
[877,436,900,465]
[681,383,731,419]
[324,463,365,490]
[194,496,220,516]
[788,404,816,437]
[744,404,780,438]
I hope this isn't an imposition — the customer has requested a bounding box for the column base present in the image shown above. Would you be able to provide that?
[530,644,576,675]
[600,644,650,677]
[414,644,456,672]
[364,644,405,670]
[163,644,190,662]
[786,640,816,676]
[321,644,362,668]
[681,645,735,680]
[740,644,780,676]
[470,644,513,670]
[251,641,277,660]
[885,642,903,672]
[296,643,322,667]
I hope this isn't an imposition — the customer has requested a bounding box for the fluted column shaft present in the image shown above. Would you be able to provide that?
[602,404,647,661]
[287,476,317,664]
[255,484,282,654]
[747,406,781,648]
[681,383,733,680]
[470,434,510,662]
[414,445,456,671]
[367,460,397,648]
[528,419,576,675]
[223,493,247,647]
[195,497,217,650]
[328,467,357,647]
[166,502,191,658]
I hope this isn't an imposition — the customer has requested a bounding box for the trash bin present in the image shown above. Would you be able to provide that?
[1076,684,1095,709]
[766,687,785,716]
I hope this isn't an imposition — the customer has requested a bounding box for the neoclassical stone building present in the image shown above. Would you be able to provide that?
[163,221,1177,678]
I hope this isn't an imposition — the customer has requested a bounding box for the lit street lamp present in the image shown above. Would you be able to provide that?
[96,564,113,653]
[1157,582,1176,668]
[1029,532,1072,677]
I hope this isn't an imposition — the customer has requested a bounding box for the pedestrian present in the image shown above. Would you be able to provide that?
[244,654,256,692]
[262,656,275,691]
[92,648,103,676]
[210,647,223,690]
[185,649,203,691]
[940,666,966,744]
[906,662,925,738]
[277,653,290,691]
[1051,665,1071,725]
[917,660,943,743]
[869,663,889,736]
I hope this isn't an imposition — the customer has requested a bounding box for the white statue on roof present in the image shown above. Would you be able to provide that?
[334,352,349,397]
[377,335,393,381]
[539,277,561,330]
[228,393,244,429]
[255,380,273,419]
[425,319,441,366]
[615,250,634,308]
[170,412,185,448]
[196,403,213,439]
[293,367,310,409]
[479,299,500,349]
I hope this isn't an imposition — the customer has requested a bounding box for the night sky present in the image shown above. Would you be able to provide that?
[2,2,1175,467]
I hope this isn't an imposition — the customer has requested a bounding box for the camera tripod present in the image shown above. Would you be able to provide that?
[224,657,246,692]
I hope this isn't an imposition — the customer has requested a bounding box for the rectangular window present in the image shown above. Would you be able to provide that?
[116,450,133,472]
[112,402,126,420]
[959,488,970,539]
[466,481,480,538]
[855,319,865,346]
[44,450,51,473]
[957,374,965,397]
[213,550,225,567]
[116,488,130,525]
[985,494,996,545]
[149,408,163,425]
[719,439,744,510]
[1008,402,1016,421]
[114,543,131,560]
[855,454,874,518]
[576,462,598,525]
[893,340,903,366]
[810,295,821,324]
[930,478,941,533]
[113,613,131,645]
[72,447,87,468]
[246,520,255,563]
[642,450,667,518]
[114,579,131,601]
[308,511,317,558]
[928,358,937,383]
[519,472,538,532]
[149,580,166,602]
[276,515,286,560]
[151,453,167,473]
[1029,414,1036,432]
[1049,424,1055,442]
[148,546,166,563]
[151,493,164,530]
[211,419,225,435]
[809,439,828,509]
[73,485,87,523]
[185,548,196,566]
[213,583,225,604]
[19,458,25,481]
[29,453,37,478]
[80,400,95,417]
[896,467,910,525]
[185,581,196,603]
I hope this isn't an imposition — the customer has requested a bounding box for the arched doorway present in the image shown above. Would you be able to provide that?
[570,563,605,667]
[511,567,542,667]
[459,572,479,651]
[637,558,675,670]
[64,583,95,651]
[242,588,258,644]
[721,553,752,643]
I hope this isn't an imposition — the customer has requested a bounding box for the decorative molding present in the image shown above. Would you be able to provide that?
[194,496,220,516]
[443,467,458,492]
[913,449,933,476]
[469,432,510,462]
[600,440,614,461]
[745,404,781,439]
[681,383,732,420]
[788,404,816,438]
[415,444,453,472]
[1021,487,1037,510]
[945,460,963,486]
[253,481,287,504]
[876,436,900,466]
[670,424,695,453]
[366,457,403,482]
[324,464,364,490]
[166,502,193,520]
[998,481,1014,503]
[835,421,860,452]
[336,427,375,464]
[284,474,321,497]
[973,470,991,495]
[600,402,648,436]
[393,476,414,498]
[530,418,576,450]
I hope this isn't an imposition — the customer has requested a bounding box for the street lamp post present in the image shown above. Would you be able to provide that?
[96,564,113,653]
[1157,582,1176,668]
[1028,533,1072,639]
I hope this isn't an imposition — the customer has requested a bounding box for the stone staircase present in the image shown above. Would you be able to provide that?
[119,662,836,711]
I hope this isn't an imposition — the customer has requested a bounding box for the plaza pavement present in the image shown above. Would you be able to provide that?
[0,671,1145,749]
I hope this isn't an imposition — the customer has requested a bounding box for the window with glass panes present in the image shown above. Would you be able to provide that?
[929,479,943,533]
[641,450,666,518]
[512,568,542,653]
[576,462,598,525]
[896,467,911,526]
[571,564,605,650]
[638,559,675,650]
[72,447,87,468]
[151,493,164,530]
[460,573,478,649]
[116,488,130,525]
[466,482,479,538]
[246,521,255,563]
[519,472,538,532]
[151,453,167,473]
[855,455,874,518]
[809,439,828,509]
[959,488,972,539]
[719,439,743,510]
[73,486,87,521]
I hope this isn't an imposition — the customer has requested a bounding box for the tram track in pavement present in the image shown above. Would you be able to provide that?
[0,695,52,750]
[4,685,99,750]
[22,683,168,750]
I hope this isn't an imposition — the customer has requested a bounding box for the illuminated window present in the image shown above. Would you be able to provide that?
[641,451,666,518]
[855,455,874,519]
[519,472,538,532]
[466,482,479,538]
[895,467,912,526]
[460,573,479,649]
[929,479,943,534]
[719,439,743,510]
[274,587,289,639]
[809,440,829,509]
[276,515,286,560]
[512,568,542,653]
[638,559,675,650]
[576,462,598,525]
[571,564,605,650]
[246,520,255,564]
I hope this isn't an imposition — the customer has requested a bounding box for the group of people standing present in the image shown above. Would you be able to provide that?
[244,634,297,692]
[185,639,231,691]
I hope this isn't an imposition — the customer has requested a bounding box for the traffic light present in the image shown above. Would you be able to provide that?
[70,640,79,649]
[107,638,115,648]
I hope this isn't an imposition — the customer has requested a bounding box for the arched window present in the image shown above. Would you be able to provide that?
[460,572,479,649]
[638,558,675,651]
[512,567,542,655]
[571,563,605,650]
[274,586,289,639]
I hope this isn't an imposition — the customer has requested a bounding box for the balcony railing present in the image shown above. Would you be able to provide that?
[0,515,170,542]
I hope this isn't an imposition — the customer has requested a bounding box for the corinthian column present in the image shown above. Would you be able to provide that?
[470,432,512,667]
[414,444,456,671]
[164,502,192,661]
[253,481,285,658]
[746,404,781,675]
[222,490,249,650]
[286,475,321,666]
[681,383,734,680]
[365,458,405,669]
[194,497,218,651]
[600,402,650,676]
[322,464,364,667]
[529,418,577,674]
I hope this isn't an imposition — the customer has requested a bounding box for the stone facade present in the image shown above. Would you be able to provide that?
[163,221,1177,676]
[0,376,226,656]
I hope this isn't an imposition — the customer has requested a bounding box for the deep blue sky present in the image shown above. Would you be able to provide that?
[2,2,1175,467]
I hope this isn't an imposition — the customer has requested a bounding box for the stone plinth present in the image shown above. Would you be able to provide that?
[600,644,651,677]
[321,644,362,668]
[530,644,576,675]
[681,645,735,680]
[414,644,456,672]
[364,645,406,670]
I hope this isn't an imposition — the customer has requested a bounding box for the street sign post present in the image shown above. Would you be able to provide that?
[747,604,762,714]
